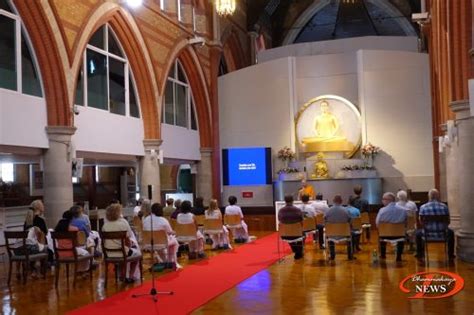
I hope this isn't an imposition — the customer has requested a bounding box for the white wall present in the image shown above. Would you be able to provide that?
[358,50,434,191]
[74,106,144,156]
[259,36,418,63]
[0,89,48,148]
[161,124,201,161]
[219,37,434,194]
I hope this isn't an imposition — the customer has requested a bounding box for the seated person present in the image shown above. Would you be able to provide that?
[224,196,249,243]
[133,199,143,217]
[325,195,354,260]
[142,203,179,268]
[350,185,370,241]
[396,190,418,217]
[278,195,304,260]
[170,199,182,220]
[102,204,141,283]
[54,210,91,272]
[298,180,315,200]
[346,197,361,252]
[163,198,175,218]
[177,201,206,259]
[416,189,455,261]
[298,194,317,244]
[205,199,231,250]
[192,197,206,216]
[376,192,407,262]
[312,193,329,249]
[24,199,53,263]
[70,206,90,237]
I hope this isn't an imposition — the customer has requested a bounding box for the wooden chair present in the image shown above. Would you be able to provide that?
[324,223,352,260]
[360,212,371,243]
[100,231,143,288]
[377,223,406,253]
[170,218,177,231]
[405,215,417,250]
[195,215,205,226]
[51,231,94,288]
[4,231,48,285]
[420,215,450,265]
[278,222,304,261]
[203,218,224,235]
[142,230,169,262]
[76,231,87,247]
[315,213,325,226]
[302,216,316,239]
[224,214,243,242]
[175,223,198,243]
[132,216,143,241]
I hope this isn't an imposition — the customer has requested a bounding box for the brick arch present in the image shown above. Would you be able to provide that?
[162,43,213,148]
[14,1,71,126]
[70,4,160,139]
[221,27,247,72]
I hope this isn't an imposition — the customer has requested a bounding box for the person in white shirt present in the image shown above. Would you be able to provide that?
[205,199,231,250]
[396,190,418,217]
[133,199,143,217]
[224,196,249,242]
[177,200,206,259]
[142,203,179,268]
[313,193,328,249]
[298,194,317,218]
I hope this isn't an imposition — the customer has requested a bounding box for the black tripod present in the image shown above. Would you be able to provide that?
[132,213,173,302]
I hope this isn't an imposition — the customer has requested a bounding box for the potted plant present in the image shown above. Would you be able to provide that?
[276,147,302,180]
[361,143,380,167]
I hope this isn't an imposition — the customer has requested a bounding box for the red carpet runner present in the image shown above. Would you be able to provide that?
[69,232,290,315]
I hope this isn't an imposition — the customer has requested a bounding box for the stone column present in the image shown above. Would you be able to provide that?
[139,140,162,203]
[43,126,76,227]
[450,101,474,261]
[443,118,460,229]
[196,148,213,204]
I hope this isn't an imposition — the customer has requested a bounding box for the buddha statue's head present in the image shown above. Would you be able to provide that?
[316,152,325,161]
[320,101,330,114]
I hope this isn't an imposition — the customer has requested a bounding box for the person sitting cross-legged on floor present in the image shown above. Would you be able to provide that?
[325,195,354,260]
[376,192,407,262]
[416,189,455,261]
[278,195,304,260]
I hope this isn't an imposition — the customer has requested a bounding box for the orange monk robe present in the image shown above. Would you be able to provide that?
[298,185,316,200]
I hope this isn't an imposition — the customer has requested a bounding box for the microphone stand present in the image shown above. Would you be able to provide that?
[132,213,173,302]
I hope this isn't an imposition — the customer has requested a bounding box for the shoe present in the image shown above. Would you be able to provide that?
[348,256,357,261]
[188,252,197,260]
[356,247,362,252]
[294,254,304,260]
[319,245,326,250]
[222,244,230,250]
[124,278,135,284]
[198,252,207,259]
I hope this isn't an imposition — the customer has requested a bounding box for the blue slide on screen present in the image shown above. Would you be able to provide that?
[222,147,271,186]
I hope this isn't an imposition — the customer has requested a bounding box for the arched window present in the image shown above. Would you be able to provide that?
[162,60,198,130]
[0,0,43,97]
[75,24,140,118]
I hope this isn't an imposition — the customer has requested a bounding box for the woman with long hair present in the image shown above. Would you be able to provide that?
[205,199,231,250]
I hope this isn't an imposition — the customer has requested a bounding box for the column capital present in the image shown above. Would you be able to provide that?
[45,126,76,141]
[449,100,470,119]
[143,139,163,151]
[200,147,213,155]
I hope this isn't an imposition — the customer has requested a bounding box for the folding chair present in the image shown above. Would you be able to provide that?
[420,215,450,265]
[377,223,406,259]
[325,223,353,260]
[278,222,304,262]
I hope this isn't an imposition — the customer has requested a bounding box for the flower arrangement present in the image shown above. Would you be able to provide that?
[361,143,380,158]
[277,146,296,161]
[277,167,299,175]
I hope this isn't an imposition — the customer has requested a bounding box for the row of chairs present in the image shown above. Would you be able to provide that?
[278,214,447,263]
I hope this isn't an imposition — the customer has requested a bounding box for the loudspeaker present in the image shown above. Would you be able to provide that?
[148,185,152,200]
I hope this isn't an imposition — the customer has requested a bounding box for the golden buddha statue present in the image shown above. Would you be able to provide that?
[301,100,354,152]
[312,152,329,179]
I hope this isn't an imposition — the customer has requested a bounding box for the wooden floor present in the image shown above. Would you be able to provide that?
[1,231,474,315]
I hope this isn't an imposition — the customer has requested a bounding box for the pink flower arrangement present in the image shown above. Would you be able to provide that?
[361,143,380,157]
[277,146,296,161]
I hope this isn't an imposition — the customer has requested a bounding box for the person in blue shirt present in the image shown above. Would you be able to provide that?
[376,192,407,261]
[70,205,90,238]
[346,197,361,252]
